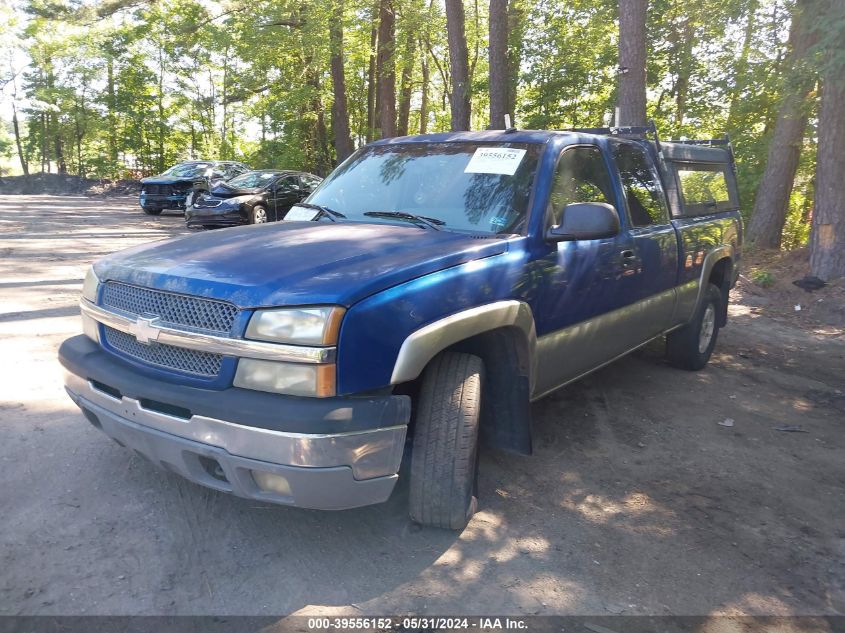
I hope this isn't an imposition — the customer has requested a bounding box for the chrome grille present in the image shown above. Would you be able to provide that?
[102,282,238,334]
[104,326,223,377]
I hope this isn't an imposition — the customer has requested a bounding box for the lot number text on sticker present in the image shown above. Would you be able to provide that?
[464,147,527,176]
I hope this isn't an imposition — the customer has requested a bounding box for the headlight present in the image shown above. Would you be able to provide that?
[246,306,345,345]
[82,267,99,303]
[234,358,336,397]
[81,267,100,342]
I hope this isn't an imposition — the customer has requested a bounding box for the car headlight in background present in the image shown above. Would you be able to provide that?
[81,267,100,342]
[234,359,336,397]
[246,306,345,346]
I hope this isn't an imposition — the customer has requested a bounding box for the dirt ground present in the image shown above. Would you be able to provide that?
[0,196,843,620]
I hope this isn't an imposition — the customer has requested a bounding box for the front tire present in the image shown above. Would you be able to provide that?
[249,205,268,224]
[409,352,484,530]
[666,282,722,370]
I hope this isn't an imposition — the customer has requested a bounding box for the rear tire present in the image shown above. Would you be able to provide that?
[409,352,484,530]
[142,207,162,216]
[666,282,722,370]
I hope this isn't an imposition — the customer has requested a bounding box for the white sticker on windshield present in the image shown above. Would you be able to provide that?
[285,205,319,221]
[464,147,526,176]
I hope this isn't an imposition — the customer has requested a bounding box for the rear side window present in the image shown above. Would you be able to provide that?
[277,175,300,191]
[301,174,322,189]
[612,143,669,227]
[675,163,736,215]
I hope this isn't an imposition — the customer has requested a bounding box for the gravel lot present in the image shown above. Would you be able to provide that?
[1,195,843,619]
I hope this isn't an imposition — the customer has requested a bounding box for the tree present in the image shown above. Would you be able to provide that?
[329,0,353,161]
[445,0,470,130]
[488,0,508,128]
[809,2,845,280]
[375,0,396,138]
[746,0,818,249]
[617,0,647,126]
[397,29,416,137]
[504,0,525,123]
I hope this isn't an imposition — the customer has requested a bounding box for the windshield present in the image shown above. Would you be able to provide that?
[227,171,279,189]
[163,163,212,178]
[307,142,542,234]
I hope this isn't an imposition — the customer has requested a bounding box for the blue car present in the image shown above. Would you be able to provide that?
[139,160,250,215]
[61,127,742,529]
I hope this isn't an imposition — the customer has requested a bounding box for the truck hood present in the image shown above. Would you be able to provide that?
[94,222,509,308]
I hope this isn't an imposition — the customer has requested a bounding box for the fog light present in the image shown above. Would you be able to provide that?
[253,471,292,496]
[234,358,335,397]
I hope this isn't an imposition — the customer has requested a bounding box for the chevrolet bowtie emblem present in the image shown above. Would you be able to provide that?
[130,315,162,345]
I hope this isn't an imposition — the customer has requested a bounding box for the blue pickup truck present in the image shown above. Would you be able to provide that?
[60,127,742,530]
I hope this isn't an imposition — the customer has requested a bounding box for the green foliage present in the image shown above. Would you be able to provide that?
[0,0,824,258]
[750,269,775,287]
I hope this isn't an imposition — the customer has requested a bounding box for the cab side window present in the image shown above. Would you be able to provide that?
[612,143,669,227]
[548,146,614,227]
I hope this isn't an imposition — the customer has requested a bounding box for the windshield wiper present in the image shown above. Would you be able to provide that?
[294,202,347,222]
[363,211,444,231]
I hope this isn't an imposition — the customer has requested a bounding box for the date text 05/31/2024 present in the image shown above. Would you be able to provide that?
[306,618,529,630]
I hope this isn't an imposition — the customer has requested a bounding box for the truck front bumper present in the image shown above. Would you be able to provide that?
[60,336,410,510]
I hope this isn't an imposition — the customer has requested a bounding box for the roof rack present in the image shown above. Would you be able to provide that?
[564,119,663,154]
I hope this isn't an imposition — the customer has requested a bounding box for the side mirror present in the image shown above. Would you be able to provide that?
[546,202,620,242]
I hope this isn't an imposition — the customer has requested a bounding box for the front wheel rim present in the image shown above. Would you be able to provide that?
[699,303,716,354]
[254,208,267,223]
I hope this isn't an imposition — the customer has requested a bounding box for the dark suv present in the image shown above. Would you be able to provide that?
[139,161,250,215]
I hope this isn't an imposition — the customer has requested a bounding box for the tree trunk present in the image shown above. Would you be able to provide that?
[11,102,27,176]
[41,112,48,173]
[419,44,429,134]
[375,0,396,138]
[329,0,354,161]
[157,46,166,172]
[505,0,525,120]
[54,113,66,175]
[397,29,415,137]
[673,18,693,129]
[727,0,759,129]
[809,55,845,278]
[488,0,508,128]
[617,0,648,127]
[746,0,817,249]
[445,0,471,130]
[106,56,118,178]
[221,51,229,160]
[366,12,378,143]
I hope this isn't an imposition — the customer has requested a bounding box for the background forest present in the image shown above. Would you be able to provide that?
[0,0,843,278]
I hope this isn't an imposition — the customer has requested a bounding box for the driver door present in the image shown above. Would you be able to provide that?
[532,144,640,396]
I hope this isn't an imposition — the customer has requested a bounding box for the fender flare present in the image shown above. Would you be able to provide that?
[693,245,734,306]
[390,300,537,388]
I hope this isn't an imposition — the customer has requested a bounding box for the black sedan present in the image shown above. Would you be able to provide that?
[185,170,323,228]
